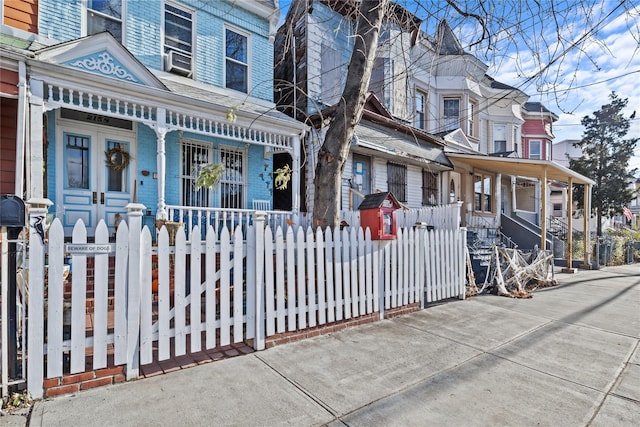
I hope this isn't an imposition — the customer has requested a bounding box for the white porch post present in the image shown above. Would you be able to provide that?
[28,79,45,200]
[540,167,547,250]
[26,198,53,399]
[15,61,27,197]
[511,176,517,213]
[495,173,502,218]
[291,134,301,213]
[126,203,145,379]
[563,178,576,273]
[582,184,592,268]
[155,108,168,220]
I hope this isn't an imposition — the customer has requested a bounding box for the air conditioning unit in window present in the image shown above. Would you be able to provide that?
[165,50,192,77]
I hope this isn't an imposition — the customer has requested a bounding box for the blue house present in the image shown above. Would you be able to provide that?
[1,0,306,237]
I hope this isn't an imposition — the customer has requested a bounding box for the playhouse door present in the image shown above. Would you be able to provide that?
[58,126,135,237]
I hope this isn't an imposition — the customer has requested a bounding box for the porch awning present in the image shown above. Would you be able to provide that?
[353,123,453,170]
[447,152,595,185]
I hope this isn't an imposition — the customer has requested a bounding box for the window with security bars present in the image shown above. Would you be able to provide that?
[422,170,438,206]
[219,148,245,209]
[180,141,211,207]
[387,162,407,202]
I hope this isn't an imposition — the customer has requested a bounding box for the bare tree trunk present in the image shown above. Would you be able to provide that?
[312,0,389,229]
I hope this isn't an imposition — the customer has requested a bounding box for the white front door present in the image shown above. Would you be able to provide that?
[57,122,135,237]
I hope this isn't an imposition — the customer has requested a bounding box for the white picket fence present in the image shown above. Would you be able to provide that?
[25,207,466,398]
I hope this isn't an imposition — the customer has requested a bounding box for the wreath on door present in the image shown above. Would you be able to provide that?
[105,146,130,171]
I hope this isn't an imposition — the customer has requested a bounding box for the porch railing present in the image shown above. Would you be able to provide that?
[166,205,296,238]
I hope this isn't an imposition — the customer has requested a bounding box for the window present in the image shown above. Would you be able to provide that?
[529,140,541,159]
[387,162,407,202]
[321,44,341,105]
[220,148,246,209]
[106,140,128,192]
[181,141,211,207]
[443,97,460,131]
[415,91,426,130]
[225,28,248,93]
[164,3,193,75]
[87,0,123,42]
[493,124,506,153]
[65,134,90,189]
[422,170,438,206]
[467,99,477,137]
[473,173,493,213]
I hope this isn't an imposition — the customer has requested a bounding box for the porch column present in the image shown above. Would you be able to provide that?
[495,173,502,217]
[28,79,45,199]
[15,61,27,197]
[563,178,576,273]
[291,134,301,213]
[581,184,592,268]
[511,176,517,213]
[540,167,547,251]
[155,108,168,220]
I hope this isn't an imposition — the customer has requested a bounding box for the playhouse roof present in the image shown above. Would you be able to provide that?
[357,192,402,210]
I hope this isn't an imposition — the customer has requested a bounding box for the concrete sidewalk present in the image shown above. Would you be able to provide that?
[19,265,640,426]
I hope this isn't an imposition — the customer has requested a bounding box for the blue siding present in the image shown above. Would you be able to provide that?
[126,0,163,70]
[135,124,159,213]
[39,0,82,41]
[38,0,274,101]
[247,145,273,204]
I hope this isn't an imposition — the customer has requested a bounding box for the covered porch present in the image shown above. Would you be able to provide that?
[447,152,596,270]
[22,33,307,238]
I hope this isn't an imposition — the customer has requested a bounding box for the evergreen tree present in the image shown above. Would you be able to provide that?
[570,92,639,236]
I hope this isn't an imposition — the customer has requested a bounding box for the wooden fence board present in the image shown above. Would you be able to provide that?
[174,228,187,356]
[158,228,170,361]
[265,226,275,337]
[205,226,217,349]
[220,227,231,346]
[275,227,286,333]
[114,222,129,365]
[70,220,87,374]
[233,226,244,344]
[190,226,202,352]
[140,228,153,365]
[46,219,64,378]
[316,228,326,325]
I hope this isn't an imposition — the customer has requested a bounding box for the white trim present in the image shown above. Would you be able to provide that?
[529,139,542,160]
[162,0,196,78]
[82,0,127,44]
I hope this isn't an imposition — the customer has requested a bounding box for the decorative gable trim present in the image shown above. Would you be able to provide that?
[33,32,166,90]
[65,51,141,84]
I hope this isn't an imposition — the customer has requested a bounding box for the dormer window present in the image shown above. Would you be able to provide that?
[87,0,123,42]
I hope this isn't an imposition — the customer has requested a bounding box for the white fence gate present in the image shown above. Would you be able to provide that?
[24,206,466,398]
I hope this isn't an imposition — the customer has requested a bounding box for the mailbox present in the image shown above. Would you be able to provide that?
[0,195,26,227]
[357,192,401,240]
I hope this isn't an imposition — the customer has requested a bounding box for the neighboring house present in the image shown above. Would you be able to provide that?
[522,102,557,161]
[275,0,452,214]
[1,0,306,238]
[407,19,594,261]
[552,139,582,168]
[275,0,593,266]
